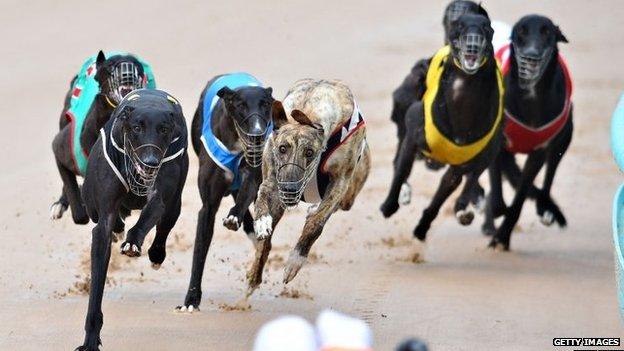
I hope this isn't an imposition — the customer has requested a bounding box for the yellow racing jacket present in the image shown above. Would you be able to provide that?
[422,46,504,165]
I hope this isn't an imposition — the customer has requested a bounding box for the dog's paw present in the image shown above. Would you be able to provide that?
[481,222,496,236]
[50,201,68,220]
[380,199,399,218]
[175,304,199,314]
[283,251,307,284]
[536,195,567,228]
[148,244,166,269]
[540,211,554,226]
[306,204,319,217]
[399,183,412,205]
[455,209,474,226]
[488,237,509,252]
[223,215,241,231]
[121,242,141,257]
[254,215,273,240]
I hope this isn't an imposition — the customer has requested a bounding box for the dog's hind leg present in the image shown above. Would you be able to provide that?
[55,159,89,224]
[490,151,546,250]
[121,194,165,257]
[50,191,69,220]
[483,154,505,236]
[148,194,182,270]
[454,173,484,226]
[536,121,573,227]
[500,151,540,199]
[77,212,116,351]
[242,210,255,236]
[414,167,462,241]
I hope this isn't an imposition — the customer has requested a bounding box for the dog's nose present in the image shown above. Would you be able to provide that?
[141,154,161,168]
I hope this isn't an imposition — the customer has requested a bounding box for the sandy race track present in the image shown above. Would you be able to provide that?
[0,0,623,349]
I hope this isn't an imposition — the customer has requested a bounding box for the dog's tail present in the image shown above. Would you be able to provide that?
[190,106,203,156]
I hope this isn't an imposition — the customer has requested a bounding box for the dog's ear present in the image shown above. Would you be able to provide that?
[95,50,106,70]
[117,105,135,122]
[291,109,315,127]
[271,100,289,130]
[555,25,568,43]
[477,3,490,20]
[264,87,273,97]
[217,86,237,105]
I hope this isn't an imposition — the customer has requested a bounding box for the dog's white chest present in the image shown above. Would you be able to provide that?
[452,77,464,102]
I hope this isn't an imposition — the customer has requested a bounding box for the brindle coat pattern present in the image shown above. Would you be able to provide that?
[248,79,370,293]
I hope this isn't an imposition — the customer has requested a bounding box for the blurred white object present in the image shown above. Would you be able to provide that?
[253,315,318,351]
[316,310,373,350]
[491,20,512,53]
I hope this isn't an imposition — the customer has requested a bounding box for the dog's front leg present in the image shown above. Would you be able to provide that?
[247,181,284,294]
[224,166,259,232]
[381,110,421,218]
[414,167,462,241]
[490,151,546,250]
[77,211,116,351]
[284,181,344,284]
[483,154,505,236]
[121,191,165,257]
[454,173,484,226]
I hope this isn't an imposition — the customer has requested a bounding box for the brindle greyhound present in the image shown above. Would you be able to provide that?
[177,73,274,312]
[380,10,502,257]
[389,0,481,204]
[248,79,370,293]
[486,15,571,250]
[51,51,147,228]
[76,89,188,351]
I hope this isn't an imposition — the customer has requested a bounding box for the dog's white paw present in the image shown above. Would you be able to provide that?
[175,305,198,314]
[112,230,125,243]
[283,251,307,284]
[50,202,67,220]
[473,195,486,214]
[399,183,412,206]
[254,215,273,240]
[151,262,161,270]
[540,211,554,226]
[411,240,426,263]
[223,215,240,231]
[455,209,474,226]
[121,242,141,257]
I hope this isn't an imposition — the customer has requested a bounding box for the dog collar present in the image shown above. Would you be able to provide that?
[104,95,118,108]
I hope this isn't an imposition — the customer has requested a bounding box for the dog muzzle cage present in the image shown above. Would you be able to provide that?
[453,32,487,74]
[274,150,323,208]
[233,114,271,168]
[123,135,167,196]
[514,47,553,86]
[108,62,145,104]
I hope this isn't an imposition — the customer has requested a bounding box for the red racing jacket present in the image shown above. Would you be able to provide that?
[496,44,573,154]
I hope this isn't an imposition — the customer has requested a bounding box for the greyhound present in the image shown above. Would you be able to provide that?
[76,89,188,351]
[486,15,572,250]
[51,50,153,228]
[249,79,370,294]
[380,10,503,257]
[389,0,481,204]
[176,73,274,312]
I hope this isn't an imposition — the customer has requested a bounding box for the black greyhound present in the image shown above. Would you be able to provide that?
[389,0,481,201]
[177,73,274,312]
[51,50,147,227]
[486,15,571,250]
[76,89,188,351]
[381,10,503,254]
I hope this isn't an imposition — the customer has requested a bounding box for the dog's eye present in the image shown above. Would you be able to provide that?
[132,125,142,133]
[541,26,550,37]
[305,148,314,158]
[159,126,169,135]
[279,145,287,154]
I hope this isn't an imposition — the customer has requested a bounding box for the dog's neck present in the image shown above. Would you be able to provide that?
[81,95,117,154]
[507,47,566,128]
[211,102,243,153]
[435,56,499,145]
